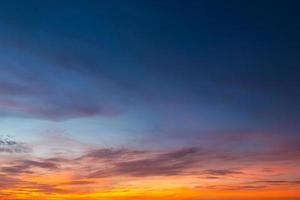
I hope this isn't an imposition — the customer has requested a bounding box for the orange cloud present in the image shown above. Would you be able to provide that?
[0,147,299,200]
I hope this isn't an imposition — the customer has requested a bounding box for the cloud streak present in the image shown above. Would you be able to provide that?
[0,145,299,199]
[87,147,200,178]
[0,136,31,154]
[0,67,121,121]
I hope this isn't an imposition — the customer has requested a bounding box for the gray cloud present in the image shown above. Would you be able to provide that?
[80,148,145,161]
[87,147,201,178]
[0,136,31,154]
[1,159,59,175]
[202,169,243,176]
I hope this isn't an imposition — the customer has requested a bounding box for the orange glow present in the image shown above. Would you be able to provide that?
[1,172,299,200]
[1,186,300,200]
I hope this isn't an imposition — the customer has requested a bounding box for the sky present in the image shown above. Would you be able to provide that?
[0,0,299,199]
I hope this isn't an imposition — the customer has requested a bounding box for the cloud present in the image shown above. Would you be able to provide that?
[206,184,268,190]
[1,159,59,175]
[0,145,299,199]
[0,67,121,121]
[202,169,243,176]
[0,175,61,194]
[0,175,22,189]
[200,179,300,191]
[79,144,300,179]
[80,148,145,161]
[0,136,31,154]
[63,180,96,186]
[252,180,300,186]
[87,147,201,177]
[0,95,120,121]
[1,146,206,180]
[198,128,300,163]
[0,81,37,95]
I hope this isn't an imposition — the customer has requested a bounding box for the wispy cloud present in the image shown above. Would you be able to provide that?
[201,169,243,176]
[0,67,121,121]
[1,159,59,175]
[87,147,200,178]
[0,144,299,199]
[0,136,31,154]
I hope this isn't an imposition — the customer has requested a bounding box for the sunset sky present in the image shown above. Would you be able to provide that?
[0,0,300,199]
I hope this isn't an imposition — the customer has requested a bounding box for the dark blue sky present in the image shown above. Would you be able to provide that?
[0,0,299,150]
